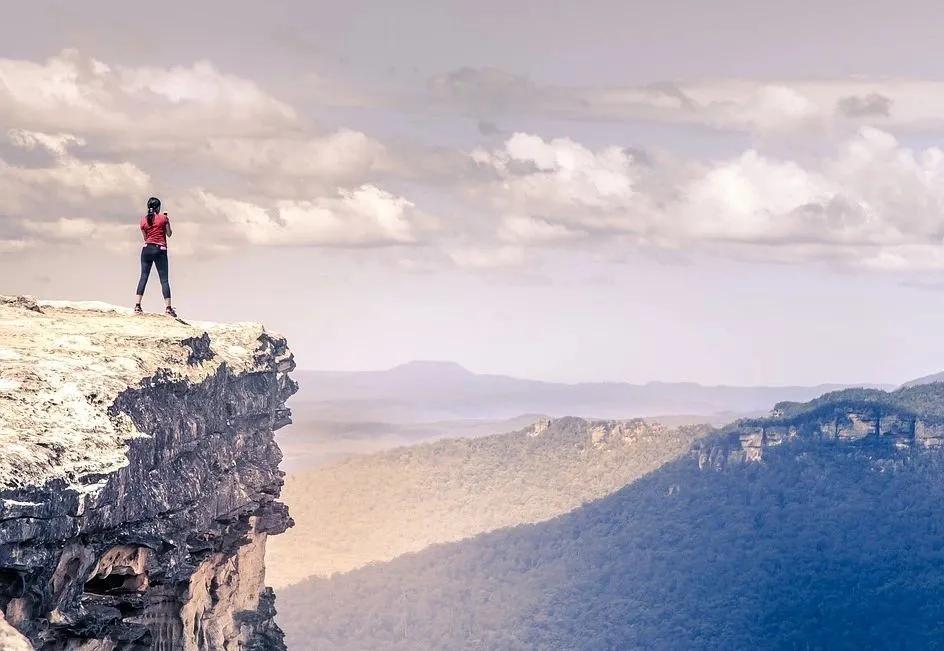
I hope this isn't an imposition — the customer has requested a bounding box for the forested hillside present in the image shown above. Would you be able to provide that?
[278,385,944,650]
[267,418,709,588]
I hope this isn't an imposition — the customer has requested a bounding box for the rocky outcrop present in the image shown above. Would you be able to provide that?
[0,297,296,650]
[695,387,944,469]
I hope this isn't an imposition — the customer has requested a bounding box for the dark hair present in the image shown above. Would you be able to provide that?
[146,197,161,227]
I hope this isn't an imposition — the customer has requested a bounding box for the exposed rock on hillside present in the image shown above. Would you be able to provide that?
[0,297,296,650]
[696,383,944,467]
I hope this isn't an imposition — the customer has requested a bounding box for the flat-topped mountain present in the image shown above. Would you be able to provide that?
[267,417,711,589]
[0,296,296,650]
[293,361,885,422]
[278,382,944,649]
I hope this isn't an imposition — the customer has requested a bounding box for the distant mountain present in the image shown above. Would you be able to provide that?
[900,370,944,388]
[291,361,885,421]
[277,383,944,650]
[266,417,711,589]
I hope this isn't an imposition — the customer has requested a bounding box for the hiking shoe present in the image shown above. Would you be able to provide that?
[133,304,143,314]
[165,306,178,318]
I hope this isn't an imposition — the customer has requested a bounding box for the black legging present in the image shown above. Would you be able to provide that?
[136,244,171,299]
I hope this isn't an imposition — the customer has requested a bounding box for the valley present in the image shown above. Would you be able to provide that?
[277,382,944,650]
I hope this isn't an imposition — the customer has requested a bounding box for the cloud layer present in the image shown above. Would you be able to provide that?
[429,67,944,134]
[472,128,944,269]
[3,50,944,273]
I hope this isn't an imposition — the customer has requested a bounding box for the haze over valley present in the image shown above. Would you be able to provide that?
[278,360,885,469]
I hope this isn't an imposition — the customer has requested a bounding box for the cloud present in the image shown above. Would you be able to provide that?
[498,215,582,243]
[199,129,391,195]
[0,51,449,255]
[448,244,526,269]
[472,132,635,209]
[8,130,85,157]
[427,67,944,134]
[471,129,944,270]
[21,218,132,251]
[837,93,893,118]
[0,238,34,253]
[7,49,944,274]
[197,185,429,247]
[428,67,539,116]
[0,129,150,218]
[0,49,298,142]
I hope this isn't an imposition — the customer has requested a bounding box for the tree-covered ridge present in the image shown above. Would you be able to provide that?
[268,417,712,588]
[745,382,944,426]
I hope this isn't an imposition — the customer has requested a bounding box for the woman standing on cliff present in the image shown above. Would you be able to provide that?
[134,197,178,317]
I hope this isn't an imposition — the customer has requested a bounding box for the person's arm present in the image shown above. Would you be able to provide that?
[141,219,147,241]
[164,213,173,238]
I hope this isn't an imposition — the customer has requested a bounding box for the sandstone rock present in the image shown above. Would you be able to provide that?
[738,427,765,461]
[0,612,33,651]
[879,414,915,449]
[836,413,876,441]
[818,418,838,439]
[915,420,944,448]
[0,298,295,650]
[762,425,796,447]
[713,408,924,467]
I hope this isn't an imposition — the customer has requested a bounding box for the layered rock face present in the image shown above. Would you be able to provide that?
[0,297,296,650]
[695,389,944,468]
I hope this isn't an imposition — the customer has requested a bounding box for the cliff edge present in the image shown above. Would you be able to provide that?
[694,383,944,468]
[0,296,296,650]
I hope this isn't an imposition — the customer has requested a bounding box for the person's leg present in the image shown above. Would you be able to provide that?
[135,247,154,305]
[155,250,172,307]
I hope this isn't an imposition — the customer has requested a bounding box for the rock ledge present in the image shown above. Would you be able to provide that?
[0,297,296,650]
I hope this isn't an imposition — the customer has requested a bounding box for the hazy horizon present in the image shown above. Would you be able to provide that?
[293,358,899,388]
[4,1,944,386]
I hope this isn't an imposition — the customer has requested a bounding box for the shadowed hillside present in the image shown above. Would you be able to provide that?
[267,418,710,589]
[278,383,944,650]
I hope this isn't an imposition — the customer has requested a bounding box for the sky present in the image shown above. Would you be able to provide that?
[3,0,944,385]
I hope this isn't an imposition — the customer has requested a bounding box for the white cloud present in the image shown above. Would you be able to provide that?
[471,133,640,233]
[201,129,390,193]
[21,218,133,250]
[0,52,429,254]
[7,49,944,273]
[0,129,150,218]
[472,129,944,270]
[498,215,581,243]
[0,50,298,141]
[0,238,34,253]
[430,68,944,134]
[198,185,426,247]
[8,129,85,157]
[448,244,526,269]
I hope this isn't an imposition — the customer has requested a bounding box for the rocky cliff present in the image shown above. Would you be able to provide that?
[0,297,296,651]
[695,383,944,468]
